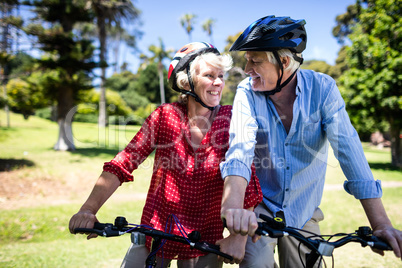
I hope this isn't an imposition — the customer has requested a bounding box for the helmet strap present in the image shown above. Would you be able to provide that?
[186,64,215,111]
[264,51,298,96]
[293,54,304,65]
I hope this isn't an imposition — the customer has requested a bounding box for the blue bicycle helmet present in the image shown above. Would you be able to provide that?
[230,15,307,54]
[230,15,307,96]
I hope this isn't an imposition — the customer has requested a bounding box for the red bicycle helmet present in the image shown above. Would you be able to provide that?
[168,42,220,110]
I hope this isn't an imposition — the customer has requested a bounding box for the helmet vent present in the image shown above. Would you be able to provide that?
[279,18,294,25]
[260,24,276,35]
[279,32,294,41]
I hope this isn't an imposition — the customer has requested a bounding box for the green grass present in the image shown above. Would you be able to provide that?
[0,111,401,267]
[0,202,145,268]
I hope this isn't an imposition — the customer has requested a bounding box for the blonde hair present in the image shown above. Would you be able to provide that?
[176,52,233,91]
[266,49,302,73]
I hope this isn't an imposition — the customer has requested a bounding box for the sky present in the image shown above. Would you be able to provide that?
[116,0,357,74]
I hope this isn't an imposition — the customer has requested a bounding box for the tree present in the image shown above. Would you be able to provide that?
[6,73,50,119]
[133,62,174,104]
[23,0,96,151]
[302,60,332,75]
[301,60,341,79]
[7,52,35,78]
[202,18,215,44]
[4,52,43,118]
[104,70,149,111]
[1,0,22,127]
[180,13,196,42]
[337,0,402,167]
[107,22,142,73]
[85,0,141,128]
[330,46,349,81]
[332,2,361,45]
[221,32,247,105]
[147,38,173,104]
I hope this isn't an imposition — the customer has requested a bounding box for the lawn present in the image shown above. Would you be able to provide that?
[0,111,401,268]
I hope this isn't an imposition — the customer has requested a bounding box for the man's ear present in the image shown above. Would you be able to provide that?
[281,56,290,69]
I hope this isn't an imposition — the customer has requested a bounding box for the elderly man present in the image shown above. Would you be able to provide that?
[219,15,402,267]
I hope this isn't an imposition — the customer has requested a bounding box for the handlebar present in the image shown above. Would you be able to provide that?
[254,213,392,267]
[222,213,392,267]
[256,213,392,251]
[74,216,233,261]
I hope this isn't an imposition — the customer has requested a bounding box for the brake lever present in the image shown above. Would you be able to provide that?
[356,226,392,251]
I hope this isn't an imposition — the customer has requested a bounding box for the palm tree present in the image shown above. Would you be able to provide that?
[180,13,197,42]
[202,18,215,44]
[107,24,143,73]
[86,0,141,127]
[148,38,173,104]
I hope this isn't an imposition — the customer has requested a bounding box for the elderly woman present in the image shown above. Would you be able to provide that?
[69,42,262,268]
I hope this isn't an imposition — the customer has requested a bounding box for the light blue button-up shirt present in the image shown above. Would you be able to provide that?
[220,69,382,228]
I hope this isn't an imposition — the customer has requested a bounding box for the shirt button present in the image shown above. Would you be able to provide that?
[283,205,287,208]
[285,188,289,191]
[286,167,290,170]
[285,143,289,146]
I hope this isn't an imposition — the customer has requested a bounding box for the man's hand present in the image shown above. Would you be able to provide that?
[221,208,260,243]
[372,223,402,260]
[360,198,402,260]
[221,175,261,242]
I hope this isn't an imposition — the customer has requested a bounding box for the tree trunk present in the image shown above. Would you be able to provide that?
[158,62,165,104]
[389,120,401,168]
[98,17,107,128]
[54,115,76,151]
[98,66,107,128]
[2,79,10,127]
[54,87,75,151]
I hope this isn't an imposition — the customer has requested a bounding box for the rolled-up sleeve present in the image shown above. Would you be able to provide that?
[220,79,259,183]
[103,106,161,184]
[343,179,382,199]
[220,158,251,182]
[322,76,382,200]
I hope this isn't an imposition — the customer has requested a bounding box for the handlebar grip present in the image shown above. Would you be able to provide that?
[74,227,104,236]
[193,242,233,261]
[371,236,393,251]
[373,241,393,251]
[73,222,111,236]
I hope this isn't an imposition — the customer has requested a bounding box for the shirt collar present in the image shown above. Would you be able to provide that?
[295,69,302,95]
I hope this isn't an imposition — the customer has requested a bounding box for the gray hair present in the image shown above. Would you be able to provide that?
[266,49,302,73]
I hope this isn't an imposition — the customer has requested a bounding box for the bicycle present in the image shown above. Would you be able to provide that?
[254,213,393,268]
[74,214,233,268]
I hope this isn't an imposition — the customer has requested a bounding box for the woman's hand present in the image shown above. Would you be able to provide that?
[216,233,248,264]
[69,210,99,240]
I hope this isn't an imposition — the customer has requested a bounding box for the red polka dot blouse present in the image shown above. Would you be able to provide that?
[103,102,262,260]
